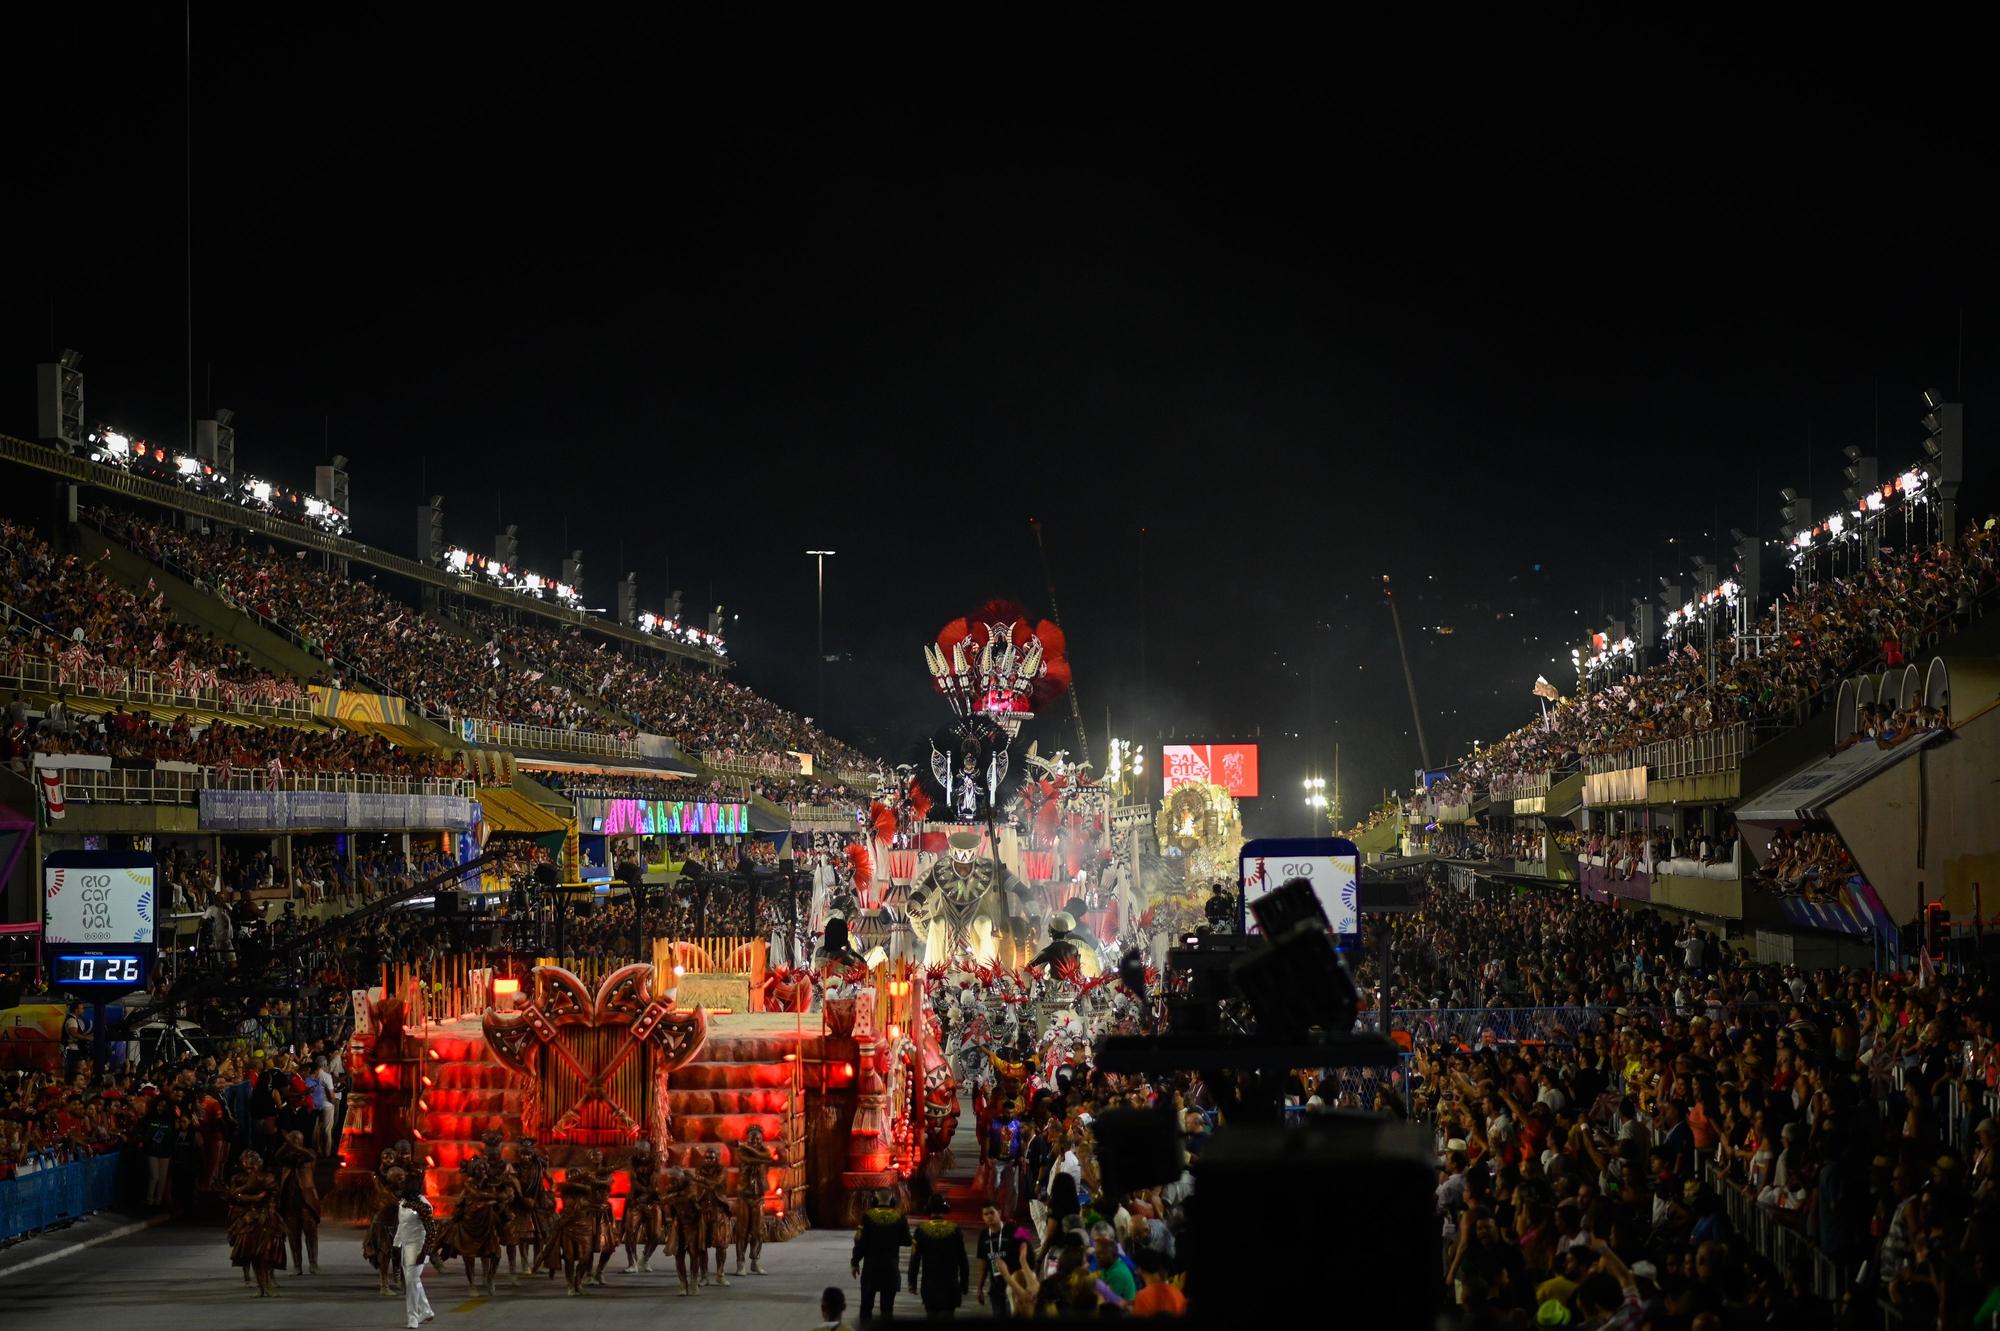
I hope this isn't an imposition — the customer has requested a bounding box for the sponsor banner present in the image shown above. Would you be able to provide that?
[198,789,474,831]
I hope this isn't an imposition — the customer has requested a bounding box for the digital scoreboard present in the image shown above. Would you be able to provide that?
[50,953,150,987]
[43,850,157,1002]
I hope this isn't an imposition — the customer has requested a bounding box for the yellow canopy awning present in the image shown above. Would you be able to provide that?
[479,786,567,834]
[323,715,439,750]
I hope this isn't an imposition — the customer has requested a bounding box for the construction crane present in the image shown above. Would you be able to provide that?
[1030,518,1090,760]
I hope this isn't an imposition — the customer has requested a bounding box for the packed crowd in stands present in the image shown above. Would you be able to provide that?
[1849,699,1950,750]
[529,769,703,801]
[1756,828,1860,904]
[1414,519,1999,808]
[2,518,294,701]
[1369,877,2000,1327]
[95,507,611,733]
[87,506,881,775]
[454,602,876,771]
[3,694,461,785]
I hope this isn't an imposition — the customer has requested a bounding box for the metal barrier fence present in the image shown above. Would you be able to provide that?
[0,1150,133,1243]
[1489,770,1552,803]
[449,715,643,760]
[53,764,475,806]
[1586,721,1747,778]
[704,752,797,778]
[0,652,315,721]
[1698,1154,1851,1300]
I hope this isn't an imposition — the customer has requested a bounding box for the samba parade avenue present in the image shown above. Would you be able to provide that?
[8,11,2000,1331]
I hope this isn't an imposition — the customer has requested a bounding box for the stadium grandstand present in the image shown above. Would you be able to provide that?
[1356,397,1997,974]
[2,361,881,988]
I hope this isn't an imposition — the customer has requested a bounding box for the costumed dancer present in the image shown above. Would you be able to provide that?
[364,1156,408,1295]
[733,1123,781,1275]
[851,1187,911,1321]
[395,1180,437,1330]
[272,1129,321,1277]
[506,1136,553,1278]
[394,1138,428,1198]
[225,1149,287,1297]
[815,908,866,973]
[909,1193,970,1319]
[986,1089,1027,1222]
[664,1165,705,1296]
[586,1147,619,1286]
[435,1132,507,1295]
[544,1156,598,1295]
[693,1145,734,1287]
[621,1138,667,1273]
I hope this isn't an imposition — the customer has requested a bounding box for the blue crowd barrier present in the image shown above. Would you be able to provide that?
[0,1150,133,1242]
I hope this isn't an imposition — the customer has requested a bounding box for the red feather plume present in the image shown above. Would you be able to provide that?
[906,778,933,821]
[869,801,897,843]
[1034,799,1062,840]
[1032,619,1066,660]
[844,841,873,891]
[1036,656,1073,703]
[975,598,1029,629]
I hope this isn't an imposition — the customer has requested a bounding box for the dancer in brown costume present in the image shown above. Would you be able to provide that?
[364,1156,409,1295]
[544,1160,599,1295]
[505,1136,552,1281]
[578,1147,617,1286]
[435,1134,508,1295]
[693,1145,734,1288]
[620,1139,667,1273]
[272,1129,321,1277]
[733,1125,782,1276]
[663,1166,705,1296]
[226,1149,287,1297]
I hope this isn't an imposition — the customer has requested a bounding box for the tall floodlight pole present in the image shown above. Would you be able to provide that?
[807,550,835,723]
[1383,575,1434,772]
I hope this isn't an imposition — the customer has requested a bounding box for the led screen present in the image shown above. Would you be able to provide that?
[600,799,749,837]
[1162,744,1260,798]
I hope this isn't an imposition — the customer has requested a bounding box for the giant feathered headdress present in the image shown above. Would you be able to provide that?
[923,598,1072,719]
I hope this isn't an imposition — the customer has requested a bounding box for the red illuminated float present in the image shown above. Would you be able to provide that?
[481,963,707,1148]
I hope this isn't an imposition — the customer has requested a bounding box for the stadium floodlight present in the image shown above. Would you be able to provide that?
[1778,487,1798,503]
[1922,436,1943,460]
[1923,387,1946,412]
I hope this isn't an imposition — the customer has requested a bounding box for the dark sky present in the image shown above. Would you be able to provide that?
[12,11,1995,834]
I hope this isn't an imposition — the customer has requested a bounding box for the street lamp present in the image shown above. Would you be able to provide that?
[806,550,835,722]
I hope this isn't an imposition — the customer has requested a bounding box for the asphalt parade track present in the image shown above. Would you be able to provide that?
[0,1217,887,1330]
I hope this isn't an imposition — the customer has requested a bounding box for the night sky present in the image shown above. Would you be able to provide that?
[12,12,1993,833]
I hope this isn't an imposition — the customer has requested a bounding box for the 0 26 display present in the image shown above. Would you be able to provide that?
[53,953,148,986]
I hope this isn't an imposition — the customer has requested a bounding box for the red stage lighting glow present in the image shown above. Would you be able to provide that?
[374,1064,390,1076]
[493,978,520,996]
[422,1076,434,1087]
[783,1053,799,1061]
